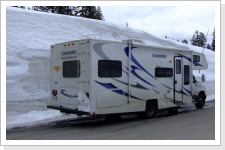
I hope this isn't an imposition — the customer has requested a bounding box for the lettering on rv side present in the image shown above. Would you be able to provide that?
[61,55,77,60]
[61,50,77,55]
[61,50,77,60]
[152,53,167,58]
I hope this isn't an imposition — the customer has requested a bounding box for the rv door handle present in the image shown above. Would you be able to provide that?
[174,80,177,84]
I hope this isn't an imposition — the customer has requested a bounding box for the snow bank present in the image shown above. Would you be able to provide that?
[6,7,215,129]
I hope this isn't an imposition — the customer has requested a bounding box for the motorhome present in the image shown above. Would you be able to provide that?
[47,37,208,118]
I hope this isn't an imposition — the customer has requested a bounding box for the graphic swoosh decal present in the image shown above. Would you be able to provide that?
[161,83,172,89]
[183,87,192,95]
[94,81,117,89]
[93,43,131,74]
[124,47,157,80]
[60,90,78,98]
[95,81,143,101]
[113,79,149,90]
[93,43,110,60]
[126,65,156,88]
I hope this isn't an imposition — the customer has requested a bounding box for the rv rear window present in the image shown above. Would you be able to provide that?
[98,60,122,78]
[155,68,173,78]
[63,60,80,78]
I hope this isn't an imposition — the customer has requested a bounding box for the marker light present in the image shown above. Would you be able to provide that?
[52,90,57,96]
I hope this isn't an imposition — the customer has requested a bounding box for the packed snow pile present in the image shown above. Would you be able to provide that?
[78,91,91,113]
[6,7,215,129]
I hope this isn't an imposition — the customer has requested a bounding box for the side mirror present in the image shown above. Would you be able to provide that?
[202,74,206,82]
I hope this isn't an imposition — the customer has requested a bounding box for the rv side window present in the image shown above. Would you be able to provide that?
[184,65,190,85]
[193,55,200,62]
[176,60,181,74]
[63,60,80,78]
[98,60,122,78]
[155,68,173,77]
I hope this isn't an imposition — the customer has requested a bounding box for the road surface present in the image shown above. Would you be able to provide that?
[6,101,215,140]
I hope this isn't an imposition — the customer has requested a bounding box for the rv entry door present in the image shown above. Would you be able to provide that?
[174,56,183,103]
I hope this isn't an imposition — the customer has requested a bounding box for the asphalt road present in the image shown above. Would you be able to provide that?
[6,100,215,140]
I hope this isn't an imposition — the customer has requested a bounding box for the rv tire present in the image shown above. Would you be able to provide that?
[144,101,156,119]
[195,93,206,109]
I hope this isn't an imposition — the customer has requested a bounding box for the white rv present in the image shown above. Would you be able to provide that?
[47,37,208,118]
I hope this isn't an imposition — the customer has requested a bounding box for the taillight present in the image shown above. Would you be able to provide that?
[52,90,57,96]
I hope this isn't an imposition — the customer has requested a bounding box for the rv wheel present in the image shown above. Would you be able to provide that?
[144,101,156,119]
[195,94,206,109]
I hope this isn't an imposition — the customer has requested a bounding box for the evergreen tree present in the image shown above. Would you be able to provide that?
[206,43,211,50]
[75,6,104,20]
[190,34,197,46]
[126,22,129,27]
[182,39,188,44]
[33,6,51,12]
[14,6,105,20]
[199,32,206,47]
[190,30,206,47]
[12,6,26,9]
[32,6,104,20]
[211,28,215,51]
[96,6,104,20]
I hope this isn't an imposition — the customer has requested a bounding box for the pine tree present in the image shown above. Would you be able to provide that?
[191,31,198,46]
[199,32,206,47]
[182,39,188,44]
[206,43,211,50]
[12,6,25,9]
[96,6,104,20]
[15,6,105,20]
[75,6,104,20]
[190,30,206,47]
[211,28,215,51]
[126,22,129,27]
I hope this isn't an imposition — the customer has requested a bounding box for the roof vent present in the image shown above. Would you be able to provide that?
[122,39,145,44]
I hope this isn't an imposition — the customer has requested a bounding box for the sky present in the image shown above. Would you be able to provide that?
[101,6,215,45]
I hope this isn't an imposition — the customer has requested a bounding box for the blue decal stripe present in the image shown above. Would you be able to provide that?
[95,81,117,89]
[193,62,203,67]
[60,90,77,98]
[126,66,156,88]
[124,47,157,80]
[95,81,142,100]
[183,87,192,95]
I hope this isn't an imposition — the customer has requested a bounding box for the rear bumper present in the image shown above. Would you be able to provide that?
[47,105,90,115]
